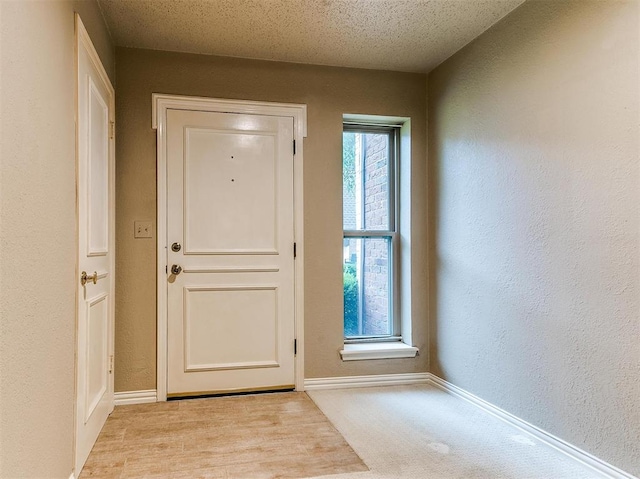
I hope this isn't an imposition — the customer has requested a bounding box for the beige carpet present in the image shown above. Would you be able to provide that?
[80,392,367,478]
[307,384,602,479]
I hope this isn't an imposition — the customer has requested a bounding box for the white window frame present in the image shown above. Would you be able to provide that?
[343,125,400,342]
[340,114,418,361]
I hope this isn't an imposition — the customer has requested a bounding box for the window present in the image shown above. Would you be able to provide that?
[343,125,399,342]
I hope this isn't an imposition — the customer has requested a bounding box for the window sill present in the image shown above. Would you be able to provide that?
[340,342,418,361]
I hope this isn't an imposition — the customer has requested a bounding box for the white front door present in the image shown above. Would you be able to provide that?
[75,15,115,474]
[166,109,296,397]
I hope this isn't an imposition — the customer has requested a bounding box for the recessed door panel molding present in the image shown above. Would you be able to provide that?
[183,127,278,255]
[158,97,306,398]
[87,77,109,256]
[75,14,115,476]
[85,293,108,422]
[183,286,279,372]
[182,267,280,274]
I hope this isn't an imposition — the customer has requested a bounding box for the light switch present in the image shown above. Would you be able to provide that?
[134,221,153,238]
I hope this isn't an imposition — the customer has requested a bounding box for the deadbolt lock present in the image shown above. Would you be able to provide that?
[171,264,182,275]
[171,242,181,252]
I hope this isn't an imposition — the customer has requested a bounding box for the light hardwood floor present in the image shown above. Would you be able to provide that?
[80,392,367,479]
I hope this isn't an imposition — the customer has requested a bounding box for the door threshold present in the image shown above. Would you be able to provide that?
[167,385,295,401]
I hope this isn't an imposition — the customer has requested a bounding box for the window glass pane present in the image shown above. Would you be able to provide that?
[343,132,390,231]
[363,133,390,230]
[343,132,357,230]
[343,237,392,337]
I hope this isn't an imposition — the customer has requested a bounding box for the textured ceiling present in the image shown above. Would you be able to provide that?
[98,0,525,73]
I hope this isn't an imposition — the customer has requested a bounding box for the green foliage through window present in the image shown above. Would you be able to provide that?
[343,132,356,194]
[343,263,359,336]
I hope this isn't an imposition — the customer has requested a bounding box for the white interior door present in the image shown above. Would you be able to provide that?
[75,15,115,474]
[166,109,295,397]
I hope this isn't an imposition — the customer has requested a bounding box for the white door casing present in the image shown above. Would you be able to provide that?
[154,96,306,399]
[75,14,115,474]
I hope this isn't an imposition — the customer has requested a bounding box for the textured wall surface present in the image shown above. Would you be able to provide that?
[0,1,113,476]
[428,0,639,474]
[114,48,429,392]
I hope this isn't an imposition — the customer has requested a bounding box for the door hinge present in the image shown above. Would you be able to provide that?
[294,339,297,355]
[109,355,114,374]
[293,242,297,258]
[109,121,115,139]
[293,139,296,155]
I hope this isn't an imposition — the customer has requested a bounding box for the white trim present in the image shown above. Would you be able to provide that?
[114,389,158,406]
[340,342,418,361]
[153,94,307,401]
[152,94,308,138]
[69,473,76,479]
[304,373,430,390]
[427,374,636,479]
[182,267,280,274]
[75,16,113,108]
[342,113,409,127]
[398,119,412,346]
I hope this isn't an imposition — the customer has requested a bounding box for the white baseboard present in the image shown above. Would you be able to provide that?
[427,374,636,479]
[114,389,157,406]
[304,372,430,390]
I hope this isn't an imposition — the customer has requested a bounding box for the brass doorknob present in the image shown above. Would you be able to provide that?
[81,271,98,286]
[171,264,182,275]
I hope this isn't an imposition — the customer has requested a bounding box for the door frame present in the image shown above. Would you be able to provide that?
[153,94,307,401]
[74,13,116,474]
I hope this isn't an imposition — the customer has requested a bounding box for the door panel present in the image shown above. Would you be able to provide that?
[184,128,277,254]
[183,286,278,371]
[87,78,109,255]
[166,109,295,397]
[85,293,108,419]
[75,16,115,475]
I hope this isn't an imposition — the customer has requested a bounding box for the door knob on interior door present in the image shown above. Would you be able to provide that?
[171,242,181,252]
[80,271,98,286]
[171,264,182,275]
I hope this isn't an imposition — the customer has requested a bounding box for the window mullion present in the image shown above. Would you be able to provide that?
[343,230,395,238]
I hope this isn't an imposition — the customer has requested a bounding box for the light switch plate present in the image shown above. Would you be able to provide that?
[134,221,153,238]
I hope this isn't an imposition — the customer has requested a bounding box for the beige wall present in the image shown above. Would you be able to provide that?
[114,48,428,392]
[428,0,639,474]
[0,1,113,476]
